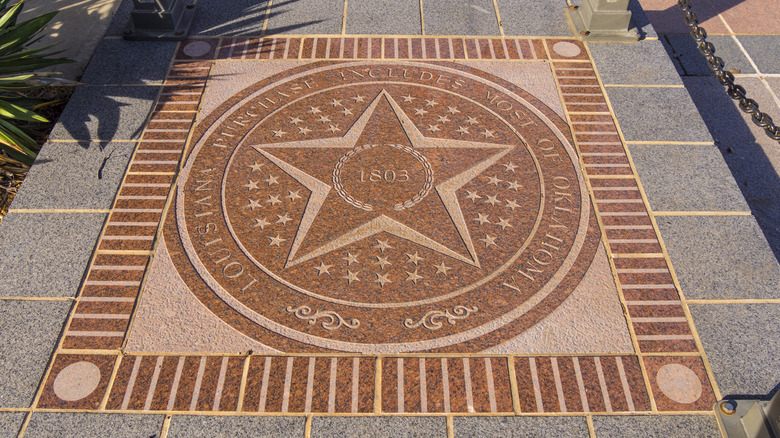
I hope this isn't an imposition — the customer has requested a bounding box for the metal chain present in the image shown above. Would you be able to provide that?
[678,0,780,142]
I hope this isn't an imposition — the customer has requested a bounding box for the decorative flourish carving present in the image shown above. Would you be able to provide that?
[286,306,360,330]
[403,305,479,330]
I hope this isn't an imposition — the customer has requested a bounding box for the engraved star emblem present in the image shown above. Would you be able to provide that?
[374,239,393,252]
[374,273,392,287]
[254,217,271,229]
[352,95,366,102]
[434,262,452,276]
[505,199,520,210]
[343,270,360,284]
[246,199,262,210]
[406,269,423,284]
[503,162,518,172]
[289,116,303,125]
[496,217,512,230]
[507,180,521,191]
[447,106,460,115]
[456,126,469,135]
[264,174,279,186]
[249,161,265,172]
[269,234,286,246]
[314,262,332,275]
[465,191,481,202]
[339,107,353,116]
[244,180,259,190]
[466,116,479,125]
[484,194,500,206]
[298,126,313,135]
[474,213,490,225]
[266,195,281,205]
[406,252,423,265]
[250,90,516,269]
[486,175,502,186]
[479,234,497,247]
[287,190,302,201]
[343,252,359,265]
[374,255,392,269]
[276,213,292,225]
[272,129,286,138]
[402,95,415,102]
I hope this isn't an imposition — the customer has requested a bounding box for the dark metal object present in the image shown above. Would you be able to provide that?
[567,0,639,42]
[123,0,196,41]
[678,0,780,142]
[715,391,780,437]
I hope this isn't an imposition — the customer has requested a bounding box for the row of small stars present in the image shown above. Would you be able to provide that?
[474,214,512,230]
[464,191,521,210]
[484,174,522,190]
[313,262,456,287]
[245,191,302,210]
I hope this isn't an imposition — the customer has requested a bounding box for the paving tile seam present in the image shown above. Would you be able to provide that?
[603,84,685,88]
[651,211,753,216]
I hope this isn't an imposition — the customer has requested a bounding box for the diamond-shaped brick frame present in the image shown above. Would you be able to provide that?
[33,37,718,416]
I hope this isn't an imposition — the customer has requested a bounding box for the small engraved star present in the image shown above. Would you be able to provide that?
[271,129,286,138]
[254,217,271,229]
[268,234,286,246]
[507,180,522,191]
[339,107,353,116]
[343,270,360,284]
[437,115,450,123]
[414,108,428,116]
[466,116,479,125]
[434,262,452,276]
[406,252,424,265]
[327,124,341,133]
[374,273,392,287]
[266,195,281,205]
[288,116,303,125]
[329,99,342,107]
[496,217,513,230]
[503,162,518,172]
[406,269,423,284]
[402,95,415,102]
[505,199,520,210]
[486,175,503,186]
[374,255,392,269]
[474,213,491,225]
[447,106,460,115]
[287,190,302,201]
[298,126,312,135]
[425,98,439,107]
[374,239,393,252]
[480,234,497,247]
[352,94,366,103]
[427,124,441,132]
[317,115,331,124]
[276,214,292,225]
[249,161,265,172]
[308,106,322,114]
[314,262,332,275]
[482,129,495,138]
[246,199,262,211]
[457,126,469,135]
[465,190,481,202]
[264,174,279,186]
[343,252,359,265]
[484,194,500,206]
[244,180,259,190]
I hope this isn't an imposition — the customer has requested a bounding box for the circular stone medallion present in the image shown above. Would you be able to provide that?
[174,61,598,352]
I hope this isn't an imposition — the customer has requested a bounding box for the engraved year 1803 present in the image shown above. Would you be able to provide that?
[359,169,410,183]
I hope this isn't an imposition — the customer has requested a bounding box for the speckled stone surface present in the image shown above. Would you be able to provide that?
[663,34,755,76]
[592,414,720,438]
[453,416,589,437]
[24,413,164,438]
[656,215,780,300]
[0,213,106,298]
[312,416,447,437]
[690,303,780,397]
[167,415,305,438]
[0,412,26,437]
[80,39,177,85]
[423,0,500,36]
[737,35,780,74]
[48,86,159,141]
[0,300,71,407]
[587,40,683,85]
[347,0,422,35]
[265,0,343,35]
[628,144,749,212]
[496,0,573,37]
[10,142,135,210]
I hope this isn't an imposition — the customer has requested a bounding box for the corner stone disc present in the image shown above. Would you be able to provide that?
[174,61,598,353]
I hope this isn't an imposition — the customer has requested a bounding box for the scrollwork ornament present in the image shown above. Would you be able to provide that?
[403,305,479,330]
[286,306,360,330]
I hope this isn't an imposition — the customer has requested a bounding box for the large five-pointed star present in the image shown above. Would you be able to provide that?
[251,89,516,269]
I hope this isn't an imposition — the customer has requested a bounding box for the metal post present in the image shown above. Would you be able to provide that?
[715,390,780,437]
[567,0,639,42]
[123,0,197,41]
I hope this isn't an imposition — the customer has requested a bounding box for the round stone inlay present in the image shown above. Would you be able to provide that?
[182,41,212,57]
[656,363,703,404]
[552,41,582,58]
[53,361,101,402]
[173,61,598,352]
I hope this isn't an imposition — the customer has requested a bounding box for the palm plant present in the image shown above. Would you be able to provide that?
[0,0,72,167]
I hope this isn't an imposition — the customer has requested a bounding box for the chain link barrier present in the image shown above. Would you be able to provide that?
[678,0,780,142]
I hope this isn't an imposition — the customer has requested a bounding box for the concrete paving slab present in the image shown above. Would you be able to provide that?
[0,213,106,298]
[656,215,780,300]
[265,0,343,35]
[11,142,135,211]
[629,0,659,40]
[453,416,589,437]
[663,34,755,76]
[708,0,780,35]
[80,40,177,85]
[48,86,159,142]
[736,35,780,74]
[588,40,682,85]
[592,414,720,437]
[423,0,499,36]
[311,416,447,437]
[0,300,70,407]
[497,0,572,37]
[190,0,267,36]
[605,86,712,142]
[168,415,305,438]
[0,412,27,437]
[347,0,421,35]
[767,77,780,95]
[689,303,780,397]
[24,413,164,438]
[637,0,729,34]
[628,144,749,212]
